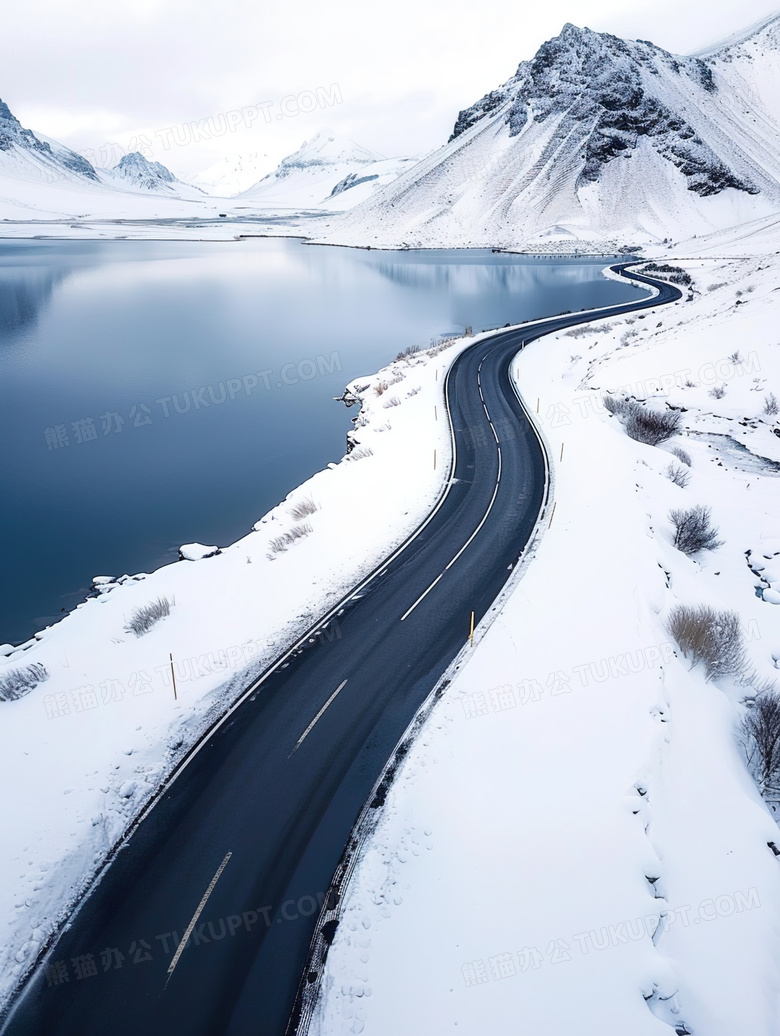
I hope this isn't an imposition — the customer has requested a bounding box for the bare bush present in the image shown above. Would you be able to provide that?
[406,386,422,397]
[709,384,726,399]
[383,396,401,408]
[625,406,682,446]
[268,523,313,555]
[0,662,49,702]
[669,505,723,556]
[373,381,389,396]
[641,262,693,286]
[728,351,742,364]
[124,596,173,637]
[666,463,690,488]
[742,690,780,796]
[289,497,319,520]
[764,393,779,416]
[395,344,421,361]
[668,604,746,680]
[346,445,373,462]
[671,446,691,467]
[603,394,635,416]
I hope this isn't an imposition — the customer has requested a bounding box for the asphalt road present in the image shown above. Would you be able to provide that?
[1,265,681,1036]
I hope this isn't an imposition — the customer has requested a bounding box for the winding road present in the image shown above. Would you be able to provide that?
[1,265,681,1036]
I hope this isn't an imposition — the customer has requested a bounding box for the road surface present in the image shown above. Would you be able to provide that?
[1,265,681,1036]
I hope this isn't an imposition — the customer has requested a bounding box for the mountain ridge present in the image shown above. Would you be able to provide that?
[316,19,780,250]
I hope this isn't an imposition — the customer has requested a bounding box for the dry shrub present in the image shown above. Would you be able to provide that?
[668,604,745,680]
[669,505,722,556]
[742,689,780,796]
[666,463,690,488]
[125,596,173,637]
[289,497,319,520]
[0,662,48,701]
[346,446,374,461]
[671,446,691,467]
[268,523,313,555]
[625,406,682,445]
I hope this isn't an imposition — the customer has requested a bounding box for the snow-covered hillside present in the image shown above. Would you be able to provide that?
[100,152,205,199]
[237,131,407,208]
[192,152,272,196]
[0,97,241,222]
[0,98,98,186]
[317,19,780,250]
[312,233,780,1036]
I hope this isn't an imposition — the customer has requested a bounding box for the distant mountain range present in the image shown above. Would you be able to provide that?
[319,16,780,249]
[2,14,780,246]
[234,131,417,209]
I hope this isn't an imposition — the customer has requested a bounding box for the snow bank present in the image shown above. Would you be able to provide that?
[0,332,480,1006]
[312,246,780,1033]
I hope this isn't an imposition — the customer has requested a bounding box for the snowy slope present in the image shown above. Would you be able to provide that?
[237,131,389,208]
[317,21,780,250]
[99,152,206,199]
[312,234,780,1036]
[192,152,273,197]
[0,98,98,187]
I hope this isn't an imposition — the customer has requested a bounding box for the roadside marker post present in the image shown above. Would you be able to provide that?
[170,652,178,701]
[536,397,540,414]
[469,610,475,646]
[560,442,565,461]
[548,502,557,528]
[434,449,437,470]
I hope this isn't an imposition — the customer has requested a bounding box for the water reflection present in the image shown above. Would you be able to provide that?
[0,265,70,338]
[0,239,646,644]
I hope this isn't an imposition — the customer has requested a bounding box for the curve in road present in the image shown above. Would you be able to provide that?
[1,264,681,1036]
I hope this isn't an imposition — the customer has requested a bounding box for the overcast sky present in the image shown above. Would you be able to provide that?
[2,0,778,180]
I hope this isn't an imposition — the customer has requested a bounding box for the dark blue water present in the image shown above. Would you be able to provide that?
[0,239,646,644]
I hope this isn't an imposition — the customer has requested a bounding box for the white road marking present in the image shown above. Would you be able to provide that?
[289,680,348,756]
[402,439,503,621]
[165,851,232,986]
[400,572,445,622]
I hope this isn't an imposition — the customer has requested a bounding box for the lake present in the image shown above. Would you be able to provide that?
[0,238,647,644]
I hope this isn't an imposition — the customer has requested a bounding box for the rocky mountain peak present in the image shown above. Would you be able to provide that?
[450,24,753,197]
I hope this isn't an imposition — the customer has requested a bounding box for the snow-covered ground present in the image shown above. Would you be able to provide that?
[310,245,780,1034]
[1,226,779,1031]
[311,18,780,253]
[0,327,478,1007]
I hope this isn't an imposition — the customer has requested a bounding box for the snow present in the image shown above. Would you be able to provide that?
[178,543,220,562]
[2,13,780,1031]
[236,132,409,209]
[311,236,780,1034]
[310,23,780,252]
[0,329,475,1007]
[192,153,274,197]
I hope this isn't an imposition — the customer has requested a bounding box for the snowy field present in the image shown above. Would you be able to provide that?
[311,243,780,1034]
[0,321,485,1006]
[1,220,779,1032]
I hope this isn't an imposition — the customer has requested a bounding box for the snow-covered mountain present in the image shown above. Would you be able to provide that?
[238,131,394,207]
[192,152,272,196]
[100,152,205,198]
[320,19,780,249]
[0,97,98,185]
